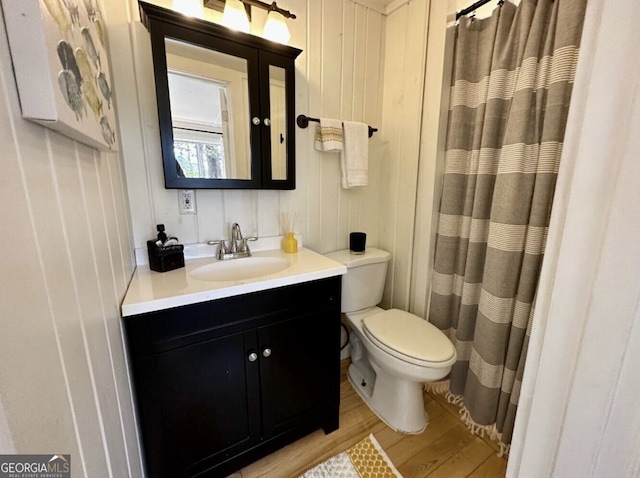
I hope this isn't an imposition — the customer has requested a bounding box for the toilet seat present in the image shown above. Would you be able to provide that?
[362,309,455,367]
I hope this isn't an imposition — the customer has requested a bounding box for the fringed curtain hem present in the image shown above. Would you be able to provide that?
[424,380,511,457]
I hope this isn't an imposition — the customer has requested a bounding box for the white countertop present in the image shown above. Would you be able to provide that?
[121,245,347,317]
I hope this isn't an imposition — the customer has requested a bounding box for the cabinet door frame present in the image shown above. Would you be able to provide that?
[147,17,263,189]
[258,50,297,190]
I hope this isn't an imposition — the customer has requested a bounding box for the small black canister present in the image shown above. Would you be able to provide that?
[349,232,366,254]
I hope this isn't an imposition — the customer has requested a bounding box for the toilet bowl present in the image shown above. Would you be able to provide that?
[325,248,456,434]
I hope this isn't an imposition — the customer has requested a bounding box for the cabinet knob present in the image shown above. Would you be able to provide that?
[262,348,272,358]
[248,352,258,362]
[252,117,261,126]
[263,118,271,127]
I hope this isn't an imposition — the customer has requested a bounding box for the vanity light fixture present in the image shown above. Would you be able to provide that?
[172,0,205,18]
[221,0,296,44]
[221,0,251,32]
[262,8,290,43]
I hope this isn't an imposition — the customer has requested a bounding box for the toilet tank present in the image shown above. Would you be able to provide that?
[325,248,391,313]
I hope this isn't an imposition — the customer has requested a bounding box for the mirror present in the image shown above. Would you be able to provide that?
[166,38,251,180]
[269,65,287,180]
[139,1,302,190]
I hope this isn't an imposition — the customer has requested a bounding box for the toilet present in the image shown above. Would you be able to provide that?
[325,248,456,434]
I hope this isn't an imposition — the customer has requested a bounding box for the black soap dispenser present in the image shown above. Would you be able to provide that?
[147,224,185,272]
[156,224,167,245]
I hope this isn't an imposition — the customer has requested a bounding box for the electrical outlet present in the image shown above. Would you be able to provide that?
[179,189,196,215]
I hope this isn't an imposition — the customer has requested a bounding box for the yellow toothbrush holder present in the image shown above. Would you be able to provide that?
[283,232,298,253]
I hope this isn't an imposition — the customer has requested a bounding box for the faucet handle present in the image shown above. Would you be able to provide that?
[207,240,229,254]
[240,237,258,253]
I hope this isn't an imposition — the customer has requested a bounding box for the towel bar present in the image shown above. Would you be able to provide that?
[296,114,378,138]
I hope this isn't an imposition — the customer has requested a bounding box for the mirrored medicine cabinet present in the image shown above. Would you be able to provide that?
[139,2,302,189]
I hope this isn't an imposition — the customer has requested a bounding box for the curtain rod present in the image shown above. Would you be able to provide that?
[456,0,503,20]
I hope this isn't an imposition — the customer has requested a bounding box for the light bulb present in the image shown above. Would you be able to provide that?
[222,0,250,33]
[172,0,205,18]
[263,10,290,44]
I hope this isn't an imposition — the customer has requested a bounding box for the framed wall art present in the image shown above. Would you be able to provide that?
[2,0,118,150]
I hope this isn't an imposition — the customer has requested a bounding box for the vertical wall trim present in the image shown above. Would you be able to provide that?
[304,0,311,242]
[335,0,345,248]
[317,0,325,250]
[408,0,455,317]
[406,0,430,310]
[127,1,158,233]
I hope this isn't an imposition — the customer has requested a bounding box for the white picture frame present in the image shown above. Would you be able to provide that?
[2,0,117,150]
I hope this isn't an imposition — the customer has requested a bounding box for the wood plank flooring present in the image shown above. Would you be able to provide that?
[229,360,508,477]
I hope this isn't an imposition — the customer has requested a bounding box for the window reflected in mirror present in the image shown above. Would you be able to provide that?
[269,65,287,180]
[165,38,252,180]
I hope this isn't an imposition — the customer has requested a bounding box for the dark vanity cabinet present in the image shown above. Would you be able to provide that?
[124,277,341,478]
[139,2,302,190]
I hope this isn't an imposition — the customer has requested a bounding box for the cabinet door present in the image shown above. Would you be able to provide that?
[258,50,296,189]
[258,308,340,438]
[139,329,261,477]
[147,15,263,189]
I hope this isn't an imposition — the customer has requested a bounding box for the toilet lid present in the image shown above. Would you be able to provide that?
[363,309,455,365]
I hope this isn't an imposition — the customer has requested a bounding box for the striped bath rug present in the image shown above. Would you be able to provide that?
[299,434,403,478]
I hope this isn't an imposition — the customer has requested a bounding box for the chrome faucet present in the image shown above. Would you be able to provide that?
[208,223,258,260]
[230,223,242,252]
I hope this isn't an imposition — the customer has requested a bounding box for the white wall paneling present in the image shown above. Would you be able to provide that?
[0,3,140,476]
[378,0,430,309]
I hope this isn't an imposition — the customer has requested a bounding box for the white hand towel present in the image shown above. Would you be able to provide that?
[341,121,369,188]
[314,117,344,152]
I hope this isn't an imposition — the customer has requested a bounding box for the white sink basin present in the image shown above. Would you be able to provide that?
[189,256,291,282]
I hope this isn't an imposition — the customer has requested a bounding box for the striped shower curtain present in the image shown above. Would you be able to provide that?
[428,0,586,451]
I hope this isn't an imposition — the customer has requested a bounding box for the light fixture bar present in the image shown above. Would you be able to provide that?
[241,0,296,20]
